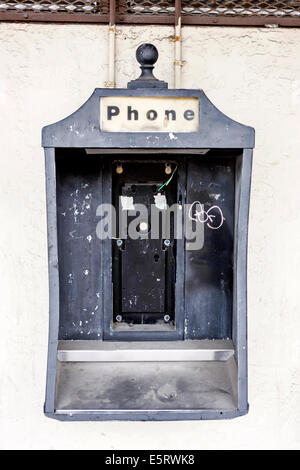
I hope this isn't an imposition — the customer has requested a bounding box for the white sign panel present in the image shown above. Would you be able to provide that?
[100,96,199,133]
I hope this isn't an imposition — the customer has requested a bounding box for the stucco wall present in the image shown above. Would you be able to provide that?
[0,22,299,450]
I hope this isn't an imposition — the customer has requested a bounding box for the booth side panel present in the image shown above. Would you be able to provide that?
[234,149,253,412]
[44,148,60,414]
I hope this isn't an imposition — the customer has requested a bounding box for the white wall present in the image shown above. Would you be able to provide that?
[0,22,300,450]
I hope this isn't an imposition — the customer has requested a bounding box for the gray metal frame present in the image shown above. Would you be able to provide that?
[42,86,254,421]
[42,89,254,149]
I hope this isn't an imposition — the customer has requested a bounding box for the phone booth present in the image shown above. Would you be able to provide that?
[43,44,254,421]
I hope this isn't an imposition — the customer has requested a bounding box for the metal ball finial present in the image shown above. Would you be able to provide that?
[136,44,158,67]
[127,43,168,89]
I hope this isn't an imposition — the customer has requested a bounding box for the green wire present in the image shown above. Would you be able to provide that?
[157,166,178,192]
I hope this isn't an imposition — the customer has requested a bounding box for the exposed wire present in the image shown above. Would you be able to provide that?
[157,165,178,193]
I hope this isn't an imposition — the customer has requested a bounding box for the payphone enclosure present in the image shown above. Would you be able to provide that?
[42,45,254,421]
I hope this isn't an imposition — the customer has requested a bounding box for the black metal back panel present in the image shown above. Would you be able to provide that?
[185,153,236,339]
[55,149,236,341]
[56,149,103,340]
[112,160,177,325]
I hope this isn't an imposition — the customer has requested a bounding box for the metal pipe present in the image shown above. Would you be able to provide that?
[174,0,182,89]
[106,0,116,88]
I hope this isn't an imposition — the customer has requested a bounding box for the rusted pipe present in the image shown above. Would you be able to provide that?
[106,0,116,88]
[174,0,182,88]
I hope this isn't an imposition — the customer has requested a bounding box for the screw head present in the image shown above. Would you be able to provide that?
[116,239,123,247]
[164,314,170,322]
[164,239,171,247]
[116,315,122,322]
[116,164,123,175]
[165,164,172,175]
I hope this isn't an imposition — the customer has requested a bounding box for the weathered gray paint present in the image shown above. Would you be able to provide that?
[42,86,254,421]
[235,149,253,411]
[42,89,254,149]
[44,148,59,414]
